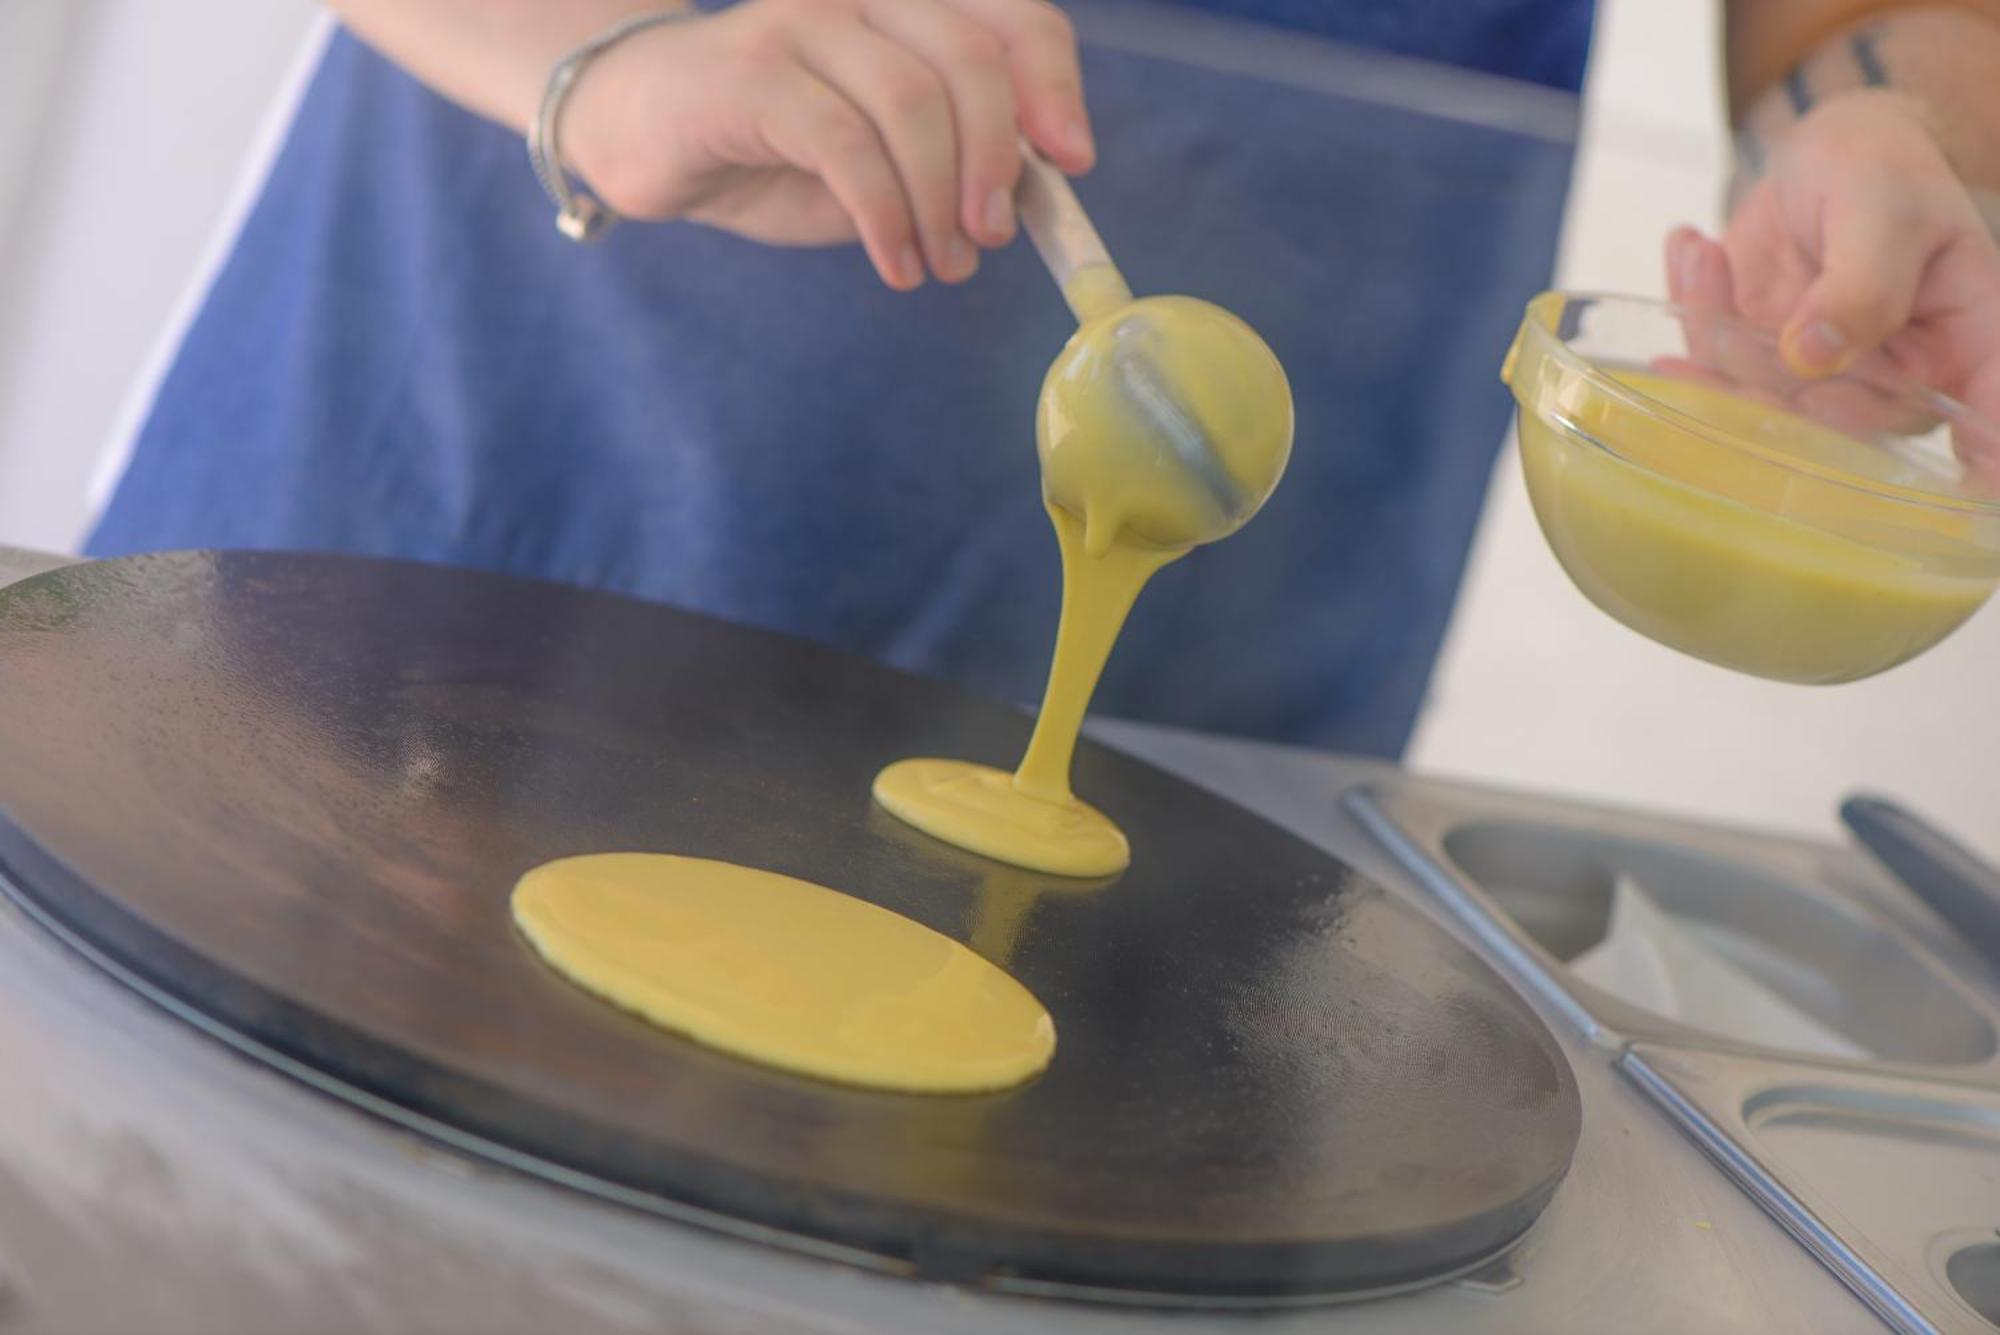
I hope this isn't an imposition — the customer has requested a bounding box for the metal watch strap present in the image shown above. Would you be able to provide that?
[528,9,692,243]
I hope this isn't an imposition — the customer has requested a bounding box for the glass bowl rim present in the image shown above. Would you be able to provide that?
[1514,289,2000,519]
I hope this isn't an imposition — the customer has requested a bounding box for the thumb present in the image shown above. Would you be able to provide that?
[1922,230,2000,487]
[1957,355,2000,489]
[1780,199,1933,377]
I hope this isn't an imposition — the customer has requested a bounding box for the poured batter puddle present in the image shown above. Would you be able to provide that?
[512,853,1055,1093]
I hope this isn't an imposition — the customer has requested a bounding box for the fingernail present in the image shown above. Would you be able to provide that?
[1669,232,1698,294]
[947,235,978,280]
[1789,319,1850,373]
[983,187,1014,241]
[1065,118,1094,164]
[897,242,924,288]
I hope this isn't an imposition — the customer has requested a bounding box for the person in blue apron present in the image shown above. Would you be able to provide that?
[89,1,2000,757]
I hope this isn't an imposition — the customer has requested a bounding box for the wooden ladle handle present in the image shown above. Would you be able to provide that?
[1015,143,1131,321]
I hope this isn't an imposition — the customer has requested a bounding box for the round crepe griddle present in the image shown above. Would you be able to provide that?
[0,552,1579,1302]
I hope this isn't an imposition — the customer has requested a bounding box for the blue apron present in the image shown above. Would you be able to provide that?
[89,1,1588,757]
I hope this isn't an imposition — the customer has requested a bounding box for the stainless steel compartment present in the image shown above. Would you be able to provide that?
[1349,775,2000,1335]
[1349,780,2000,1077]
[1629,1046,2000,1335]
[1441,820,1995,1065]
[1946,1241,2000,1326]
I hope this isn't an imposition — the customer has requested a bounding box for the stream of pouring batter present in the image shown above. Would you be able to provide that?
[874,508,1177,877]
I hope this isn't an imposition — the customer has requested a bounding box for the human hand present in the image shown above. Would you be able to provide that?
[561,0,1094,290]
[1666,90,2000,476]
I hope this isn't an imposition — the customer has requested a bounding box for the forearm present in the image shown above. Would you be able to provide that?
[1727,4,2000,227]
[324,0,680,132]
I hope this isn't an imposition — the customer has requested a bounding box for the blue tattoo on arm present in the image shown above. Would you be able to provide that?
[1851,25,1889,87]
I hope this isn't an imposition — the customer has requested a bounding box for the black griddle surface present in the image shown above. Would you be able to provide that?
[0,552,1578,1300]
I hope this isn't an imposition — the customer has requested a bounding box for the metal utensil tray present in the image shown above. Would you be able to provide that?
[1349,776,2000,1335]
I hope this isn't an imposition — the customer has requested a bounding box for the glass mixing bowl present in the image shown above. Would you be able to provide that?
[1502,291,2000,683]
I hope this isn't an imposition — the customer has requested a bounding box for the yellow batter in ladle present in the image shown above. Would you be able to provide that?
[876,155,1294,877]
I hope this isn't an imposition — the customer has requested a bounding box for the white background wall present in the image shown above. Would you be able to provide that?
[0,0,319,550]
[0,0,1992,860]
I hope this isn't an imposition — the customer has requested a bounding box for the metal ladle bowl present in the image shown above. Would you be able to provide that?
[1036,288,1293,552]
[1016,151,1294,553]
